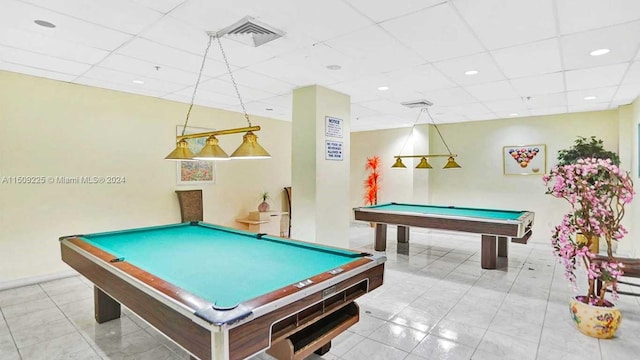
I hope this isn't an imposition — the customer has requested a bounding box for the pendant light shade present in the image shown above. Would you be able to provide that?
[165,139,196,161]
[415,157,433,169]
[193,135,230,160]
[443,156,462,169]
[230,131,271,159]
[391,157,407,168]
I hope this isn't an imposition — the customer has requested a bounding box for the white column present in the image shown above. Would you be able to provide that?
[291,85,351,247]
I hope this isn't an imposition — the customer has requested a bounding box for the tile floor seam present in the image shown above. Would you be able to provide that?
[468,251,528,359]
[40,282,101,359]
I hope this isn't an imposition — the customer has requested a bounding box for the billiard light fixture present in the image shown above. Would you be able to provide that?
[391,100,461,170]
[166,20,281,161]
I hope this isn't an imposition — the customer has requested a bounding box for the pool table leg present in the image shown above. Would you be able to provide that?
[315,342,332,355]
[497,236,508,258]
[374,223,387,251]
[94,286,121,323]
[481,235,497,269]
[397,226,410,244]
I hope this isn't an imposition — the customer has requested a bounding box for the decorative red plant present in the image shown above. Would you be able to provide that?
[364,156,381,205]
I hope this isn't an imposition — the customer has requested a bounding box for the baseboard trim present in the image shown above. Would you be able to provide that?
[0,270,79,291]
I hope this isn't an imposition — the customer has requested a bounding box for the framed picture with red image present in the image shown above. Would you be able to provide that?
[503,144,546,175]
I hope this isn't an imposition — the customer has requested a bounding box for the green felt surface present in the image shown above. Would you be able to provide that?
[364,203,525,220]
[81,223,361,308]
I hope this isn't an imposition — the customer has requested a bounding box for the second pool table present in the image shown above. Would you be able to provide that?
[60,222,386,360]
[353,202,534,269]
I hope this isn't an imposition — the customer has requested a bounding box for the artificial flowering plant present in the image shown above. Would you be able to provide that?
[364,156,381,205]
[544,158,634,306]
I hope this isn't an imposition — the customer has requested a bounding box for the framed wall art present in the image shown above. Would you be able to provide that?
[503,144,546,175]
[176,125,216,185]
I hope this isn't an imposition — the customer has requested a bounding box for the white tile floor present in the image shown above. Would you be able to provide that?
[1,225,639,360]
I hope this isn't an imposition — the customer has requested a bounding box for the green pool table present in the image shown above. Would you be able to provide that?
[59,222,385,360]
[353,202,534,269]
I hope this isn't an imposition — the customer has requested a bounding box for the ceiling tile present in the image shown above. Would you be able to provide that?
[1,0,132,51]
[98,53,204,86]
[464,80,519,101]
[529,106,568,117]
[381,3,484,62]
[23,0,163,34]
[511,72,565,97]
[525,93,567,108]
[324,25,424,74]
[356,99,408,114]
[453,0,556,49]
[566,86,617,106]
[0,27,109,64]
[345,0,445,22]
[258,94,292,114]
[198,77,278,102]
[561,21,640,71]
[491,38,562,78]
[421,87,477,106]
[0,61,76,82]
[116,38,230,78]
[245,44,345,87]
[0,44,91,75]
[228,100,290,121]
[434,103,491,117]
[74,77,168,98]
[226,69,296,96]
[131,0,186,14]
[622,61,640,84]
[494,110,531,119]
[466,113,499,121]
[170,86,240,108]
[483,98,530,113]
[565,63,629,91]
[556,0,640,34]
[433,52,505,86]
[351,103,381,119]
[612,84,640,104]
[81,66,186,93]
[568,103,611,113]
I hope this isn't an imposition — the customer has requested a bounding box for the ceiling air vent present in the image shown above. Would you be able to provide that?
[210,16,285,47]
[401,99,434,108]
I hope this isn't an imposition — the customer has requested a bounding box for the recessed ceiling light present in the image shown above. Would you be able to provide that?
[584,96,597,100]
[326,64,342,70]
[132,80,145,84]
[589,48,610,56]
[464,70,479,75]
[34,20,56,28]
[509,113,519,116]
[378,86,389,91]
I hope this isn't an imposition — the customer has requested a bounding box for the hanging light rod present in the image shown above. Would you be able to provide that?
[392,102,461,170]
[166,27,273,162]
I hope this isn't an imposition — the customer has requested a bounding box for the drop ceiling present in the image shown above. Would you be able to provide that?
[1,0,639,132]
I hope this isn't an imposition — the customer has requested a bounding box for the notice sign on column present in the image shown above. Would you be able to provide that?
[325,140,343,161]
[325,116,343,138]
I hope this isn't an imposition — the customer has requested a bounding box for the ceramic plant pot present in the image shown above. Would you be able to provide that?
[569,295,621,339]
[258,201,270,212]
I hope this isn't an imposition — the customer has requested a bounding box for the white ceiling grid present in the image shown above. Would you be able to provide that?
[0,0,638,132]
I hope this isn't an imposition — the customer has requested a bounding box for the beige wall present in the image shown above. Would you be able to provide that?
[0,71,291,286]
[351,110,629,247]
[350,127,416,211]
